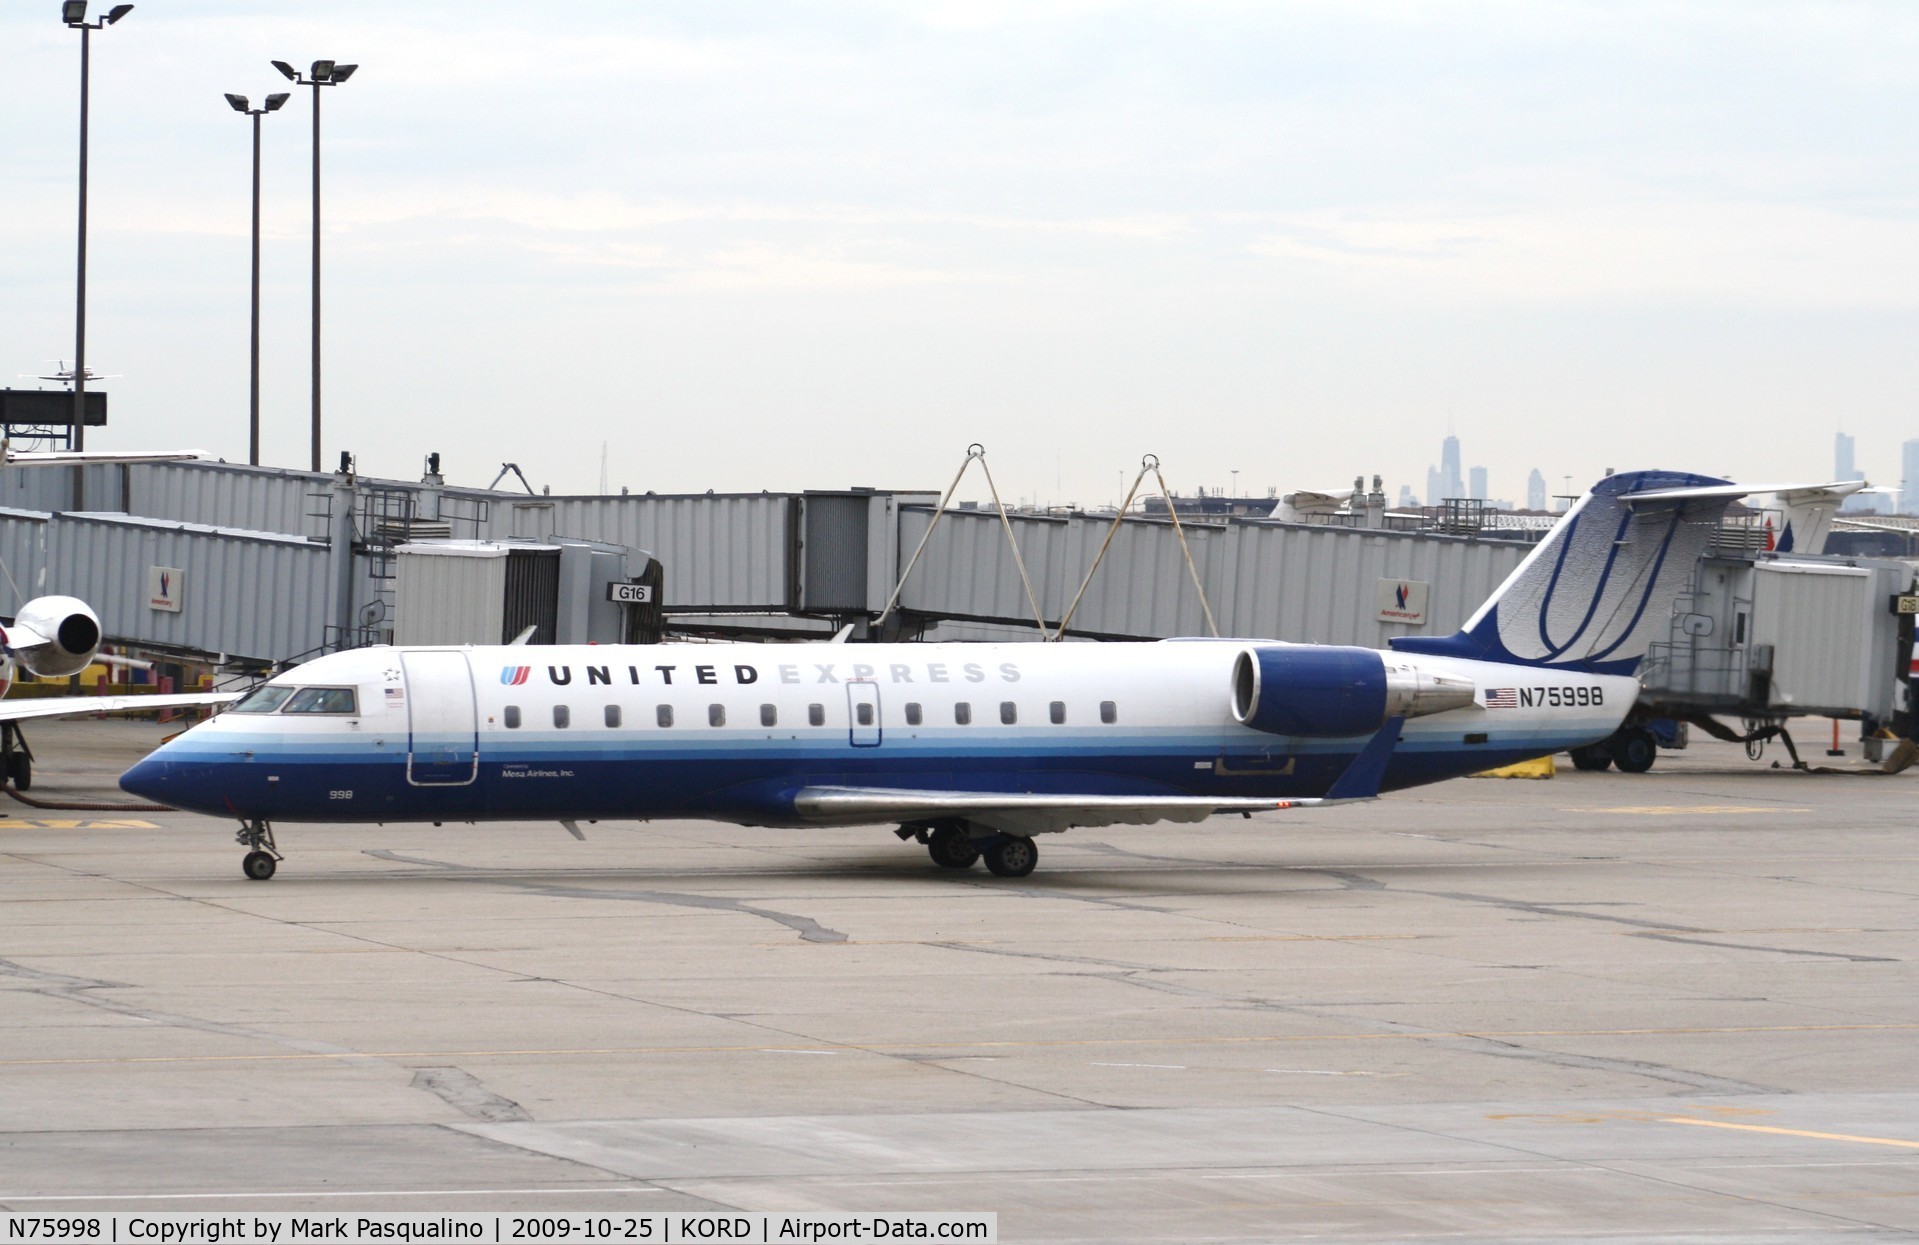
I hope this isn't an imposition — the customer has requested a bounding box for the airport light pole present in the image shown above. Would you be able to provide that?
[271,58,356,473]
[62,1,132,500]
[226,91,289,467]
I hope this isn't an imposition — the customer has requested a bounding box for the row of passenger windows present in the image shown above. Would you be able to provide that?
[501,700,1121,730]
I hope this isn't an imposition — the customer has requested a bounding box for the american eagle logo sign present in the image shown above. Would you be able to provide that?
[500,666,531,686]
[1375,578,1429,625]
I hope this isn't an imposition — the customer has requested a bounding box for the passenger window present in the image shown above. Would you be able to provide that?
[905,702,922,726]
[709,704,726,727]
[761,703,777,727]
[283,686,358,715]
[955,702,972,725]
[553,704,570,729]
[1101,700,1117,724]
[808,703,825,727]
[1000,701,1017,725]
[604,705,621,728]
[231,686,294,714]
[503,705,521,729]
[657,704,674,728]
[855,703,874,727]
[1049,701,1066,724]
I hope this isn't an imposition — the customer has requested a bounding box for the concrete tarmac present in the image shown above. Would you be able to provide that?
[2,719,1916,1241]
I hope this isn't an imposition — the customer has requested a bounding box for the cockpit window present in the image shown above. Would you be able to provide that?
[282,687,358,715]
[230,686,295,714]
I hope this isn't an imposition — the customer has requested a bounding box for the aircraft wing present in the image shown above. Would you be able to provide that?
[792,787,1347,836]
[2,448,204,467]
[0,691,238,723]
[792,719,1402,834]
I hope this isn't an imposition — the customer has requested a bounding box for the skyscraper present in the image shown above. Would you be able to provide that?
[1836,431,1874,512]
[1468,466,1487,501]
[1903,440,1919,514]
[1426,433,1465,504]
[1527,468,1546,511]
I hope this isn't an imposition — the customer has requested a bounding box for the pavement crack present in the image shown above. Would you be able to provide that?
[411,1067,532,1122]
[489,879,848,943]
[1456,1035,1770,1094]
[0,957,122,992]
[1627,932,1896,962]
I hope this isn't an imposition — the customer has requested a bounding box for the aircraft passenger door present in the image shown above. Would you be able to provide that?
[846,681,882,748]
[402,650,480,786]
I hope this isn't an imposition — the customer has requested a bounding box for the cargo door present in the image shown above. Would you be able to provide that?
[403,650,479,786]
[847,681,882,747]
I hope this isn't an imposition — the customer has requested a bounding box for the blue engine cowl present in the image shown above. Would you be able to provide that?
[1231,645,1389,738]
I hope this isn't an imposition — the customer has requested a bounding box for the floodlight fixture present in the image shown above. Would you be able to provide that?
[104,5,132,23]
[265,92,289,110]
[61,1,87,24]
[225,93,248,112]
[310,59,334,81]
[271,59,296,80]
[330,64,357,82]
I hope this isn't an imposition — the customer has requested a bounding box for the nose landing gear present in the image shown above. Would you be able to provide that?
[236,818,281,881]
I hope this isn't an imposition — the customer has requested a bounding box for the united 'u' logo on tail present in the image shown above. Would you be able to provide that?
[500,666,530,685]
[1391,470,1735,677]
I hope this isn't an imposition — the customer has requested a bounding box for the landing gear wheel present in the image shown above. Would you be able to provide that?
[982,835,1038,878]
[927,825,980,869]
[1611,727,1658,774]
[6,752,30,791]
[235,818,281,879]
[1569,744,1613,772]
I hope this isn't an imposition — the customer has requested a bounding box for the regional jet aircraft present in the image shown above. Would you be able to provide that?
[121,470,1736,880]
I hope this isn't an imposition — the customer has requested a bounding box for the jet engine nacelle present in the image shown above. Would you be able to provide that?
[1231,645,1476,737]
[6,595,103,678]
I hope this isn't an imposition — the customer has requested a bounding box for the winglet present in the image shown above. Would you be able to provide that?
[1325,716,1404,800]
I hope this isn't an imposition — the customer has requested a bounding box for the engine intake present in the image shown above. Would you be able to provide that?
[9,595,103,678]
[1232,645,1475,737]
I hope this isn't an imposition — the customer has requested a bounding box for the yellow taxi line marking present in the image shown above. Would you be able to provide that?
[0,819,158,829]
[1572,806,1814,816]
[2,1022,1915,1069]
[1664,1117,1919,1150]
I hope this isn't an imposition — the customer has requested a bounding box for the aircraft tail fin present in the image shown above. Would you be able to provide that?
[1390,470,1735,677]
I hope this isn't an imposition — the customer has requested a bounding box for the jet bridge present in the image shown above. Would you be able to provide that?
[1588,551,1917,771]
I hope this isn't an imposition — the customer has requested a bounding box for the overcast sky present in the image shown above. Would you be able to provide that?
[4,1,1918,507]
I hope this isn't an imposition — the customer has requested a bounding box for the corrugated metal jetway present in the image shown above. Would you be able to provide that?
[891,506,1529,645]
[40,512,351,662]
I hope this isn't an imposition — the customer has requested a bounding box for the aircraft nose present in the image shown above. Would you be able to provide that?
[120,750,219,812]
[118,753,174,803]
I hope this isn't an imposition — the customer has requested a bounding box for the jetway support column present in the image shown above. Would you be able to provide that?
[329,455,357,648]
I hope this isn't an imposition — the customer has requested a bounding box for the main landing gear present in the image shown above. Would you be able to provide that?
[1,722,34,791]
[900,821,1039,878]
[236,818,281,881]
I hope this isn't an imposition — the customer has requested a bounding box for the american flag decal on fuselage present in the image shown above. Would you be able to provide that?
[1484,688,1518,709]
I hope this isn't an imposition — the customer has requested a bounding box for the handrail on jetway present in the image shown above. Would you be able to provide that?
[874,444,1048,637]
[1053,454,1219,642]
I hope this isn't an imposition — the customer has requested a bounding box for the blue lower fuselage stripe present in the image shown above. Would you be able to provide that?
[124,726,1598,824]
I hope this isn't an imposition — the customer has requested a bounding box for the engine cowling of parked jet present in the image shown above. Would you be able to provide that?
[4,595,104,679]
[1231,645,1477,737]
